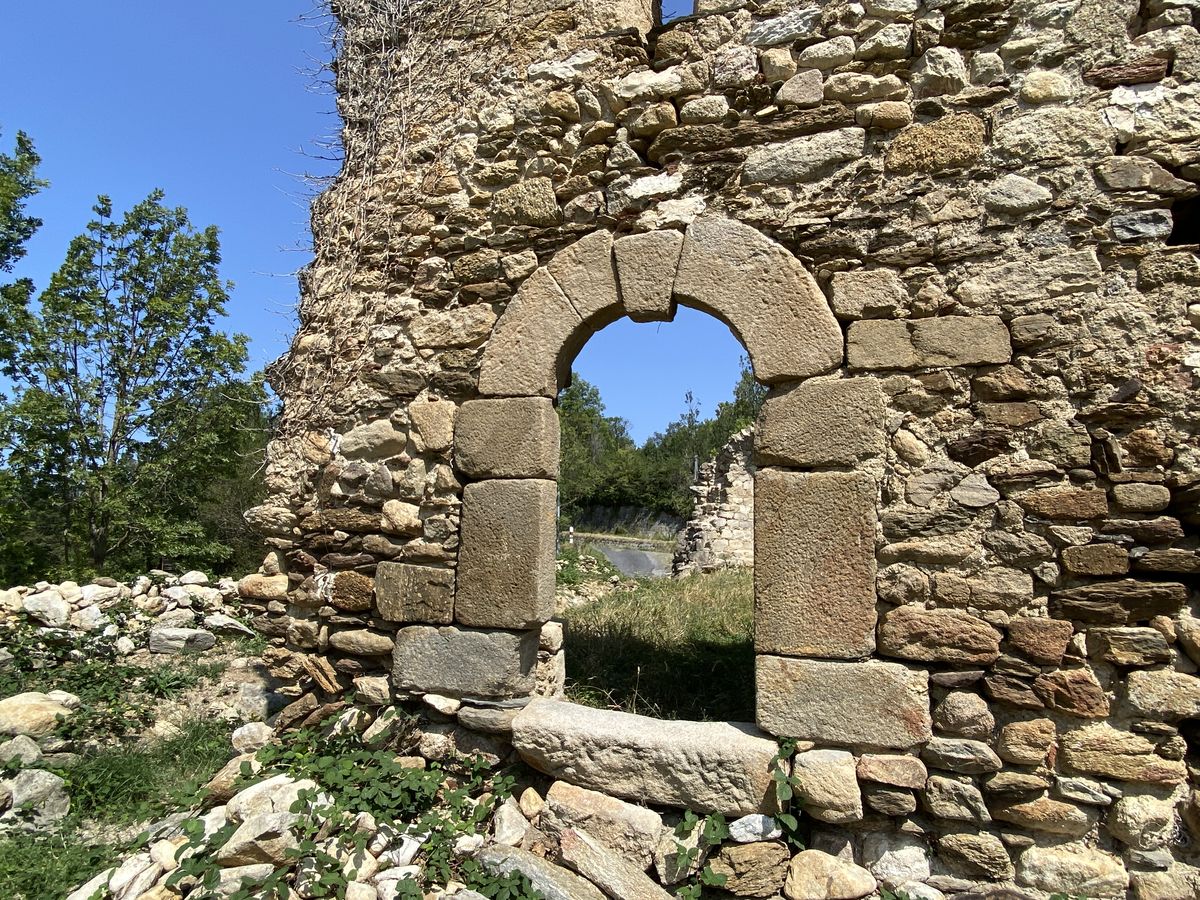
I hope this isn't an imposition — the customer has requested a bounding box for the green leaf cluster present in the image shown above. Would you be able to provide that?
[0,128,273,583]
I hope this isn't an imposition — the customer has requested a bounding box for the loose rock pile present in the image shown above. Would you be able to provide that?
[0,570,255,662]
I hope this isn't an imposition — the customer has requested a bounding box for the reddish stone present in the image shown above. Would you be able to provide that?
[1006,618,1074,666]
[1033,669,1110,718]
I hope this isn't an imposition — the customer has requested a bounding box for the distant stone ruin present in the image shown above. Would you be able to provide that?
[248,0,1200,894]
[674,425,755,575]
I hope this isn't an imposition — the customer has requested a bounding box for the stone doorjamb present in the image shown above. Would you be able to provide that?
[439,216,915,745]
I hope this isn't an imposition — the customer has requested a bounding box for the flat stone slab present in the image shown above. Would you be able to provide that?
[511,699,780,816]
[756,657,932,750]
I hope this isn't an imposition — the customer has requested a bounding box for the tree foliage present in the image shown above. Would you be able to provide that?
[0,189,267,581]
[556,359,766,522]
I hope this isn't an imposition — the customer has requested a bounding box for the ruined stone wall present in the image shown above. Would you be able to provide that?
[674,425,755,574]
[249,0,1200,894]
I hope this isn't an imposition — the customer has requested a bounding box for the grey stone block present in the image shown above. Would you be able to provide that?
[455,398,559,479]
[392,625,537,698]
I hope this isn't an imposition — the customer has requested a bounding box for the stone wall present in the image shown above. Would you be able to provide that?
[250,0,1200,894]
[673,425,755,574]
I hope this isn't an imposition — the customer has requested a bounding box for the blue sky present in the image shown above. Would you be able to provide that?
[4,0,745,445]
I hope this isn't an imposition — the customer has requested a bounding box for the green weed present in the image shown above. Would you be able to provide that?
[563,569,754,720]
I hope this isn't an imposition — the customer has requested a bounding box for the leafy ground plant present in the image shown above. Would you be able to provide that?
[563,569,754,720]
[167,717,542,899]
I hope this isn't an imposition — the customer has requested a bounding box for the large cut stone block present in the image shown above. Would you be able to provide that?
[614,230,683,322]
[755,378,886,467]
[375,562,454,624]
[546,230,621,330]
[455,398,559,479]
[511,699,780,816]
[392,625,537,698]
[756,657,932,749]
[457,479,556,628]
[754,469,877,658]
[673,217,843,383]
[848,317,1011,370]
[478,268,588,397]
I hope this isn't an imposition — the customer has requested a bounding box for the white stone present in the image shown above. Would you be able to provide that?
[743,128,866,184]
[0,691,77,737]
[512,699,779,816]
[232,722,275,754]
[728,813,783,843]
[797,36,856,69]
[1019,844,1129,896]
[791,749,863,824]
[862,833,931,890]
[984,175,1053,214]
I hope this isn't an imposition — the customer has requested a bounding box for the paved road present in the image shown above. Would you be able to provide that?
[593,546,673,578]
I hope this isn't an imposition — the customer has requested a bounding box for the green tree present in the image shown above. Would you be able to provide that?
[0,190,258,578]
[0,129,49,582]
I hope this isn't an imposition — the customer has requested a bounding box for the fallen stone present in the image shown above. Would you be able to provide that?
[477,844,605,900]
[1,768,71,826]
[0,691,77,738]
[215,811,299,866]
[558,827,671,900]
[512,699,778,816]
[542,780,663,871]
[148,627,216,654]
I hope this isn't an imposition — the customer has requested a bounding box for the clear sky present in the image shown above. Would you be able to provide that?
[4,0,745,446]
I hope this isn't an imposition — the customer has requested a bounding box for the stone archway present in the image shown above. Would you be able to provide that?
[447,217,908,759]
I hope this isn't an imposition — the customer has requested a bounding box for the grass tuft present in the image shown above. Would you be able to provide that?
[563,569,754,721]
